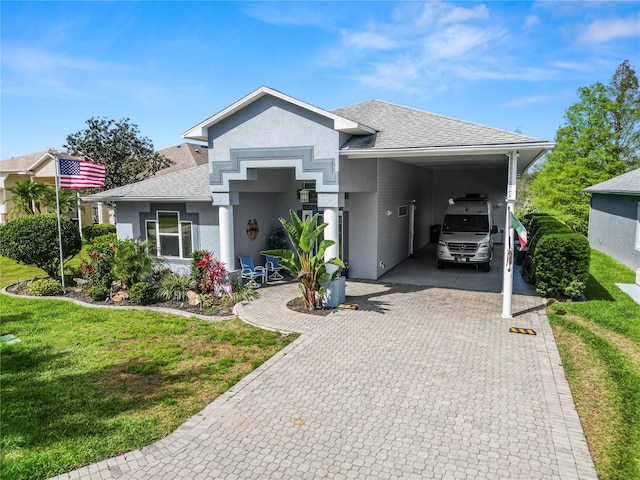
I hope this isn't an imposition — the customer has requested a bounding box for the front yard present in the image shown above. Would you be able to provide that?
[0,257,298,480]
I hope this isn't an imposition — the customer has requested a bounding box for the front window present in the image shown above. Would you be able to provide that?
[146,211,192,258]
[442,214,489,233]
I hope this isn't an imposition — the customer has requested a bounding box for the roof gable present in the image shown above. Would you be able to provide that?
[332,100,545,150]
[182,86,374,141]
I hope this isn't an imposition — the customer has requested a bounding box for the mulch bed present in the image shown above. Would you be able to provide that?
[5,280,232,317]
[6,280,335,318]
[286,297,333,317]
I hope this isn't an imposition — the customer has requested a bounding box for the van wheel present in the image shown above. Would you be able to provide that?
[437,260,445,270]
[482,262,491,272]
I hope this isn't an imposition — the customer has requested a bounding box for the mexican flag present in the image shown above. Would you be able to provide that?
[511,213,527,249]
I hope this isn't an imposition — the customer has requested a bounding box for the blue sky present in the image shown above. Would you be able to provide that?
[2,1,639,160]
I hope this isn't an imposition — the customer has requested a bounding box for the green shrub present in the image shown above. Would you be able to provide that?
[0,214,81,278]
[129,282,157,305]
[87,284,109,301]
[533,233,590,299]
[156,272,192,301]
[111,239,160,288]
[84,238,125,289]
[82,224,116,242]
[28,279,63,296]
[91,233,117,245]
[200,293,215,308]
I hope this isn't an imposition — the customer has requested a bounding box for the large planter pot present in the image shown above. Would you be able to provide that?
[322,276,346,308]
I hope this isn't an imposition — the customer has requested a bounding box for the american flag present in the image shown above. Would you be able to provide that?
[58,158,106,189]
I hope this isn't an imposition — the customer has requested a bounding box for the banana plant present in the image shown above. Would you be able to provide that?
[262,209,344,310]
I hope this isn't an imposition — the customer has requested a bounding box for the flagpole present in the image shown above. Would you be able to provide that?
[53,152,66,293]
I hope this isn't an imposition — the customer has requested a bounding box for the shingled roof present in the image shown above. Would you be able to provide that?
[0,150,51,172]
[84,164,210,202]
[584,168,640,196]
[155,142,208,176]
[332,100,543,150]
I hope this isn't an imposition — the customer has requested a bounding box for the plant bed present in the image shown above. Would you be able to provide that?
[286,296,334,316]
[6,280,236,317]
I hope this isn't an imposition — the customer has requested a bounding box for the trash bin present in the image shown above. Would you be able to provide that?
[430,224,441,243]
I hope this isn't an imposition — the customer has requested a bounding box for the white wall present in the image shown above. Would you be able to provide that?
[376,159,432,278]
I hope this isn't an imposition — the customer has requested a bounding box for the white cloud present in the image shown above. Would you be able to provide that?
[577,14,640,44]
[524,15,540,29]
[340,30,398,50]
[504,94,554,107]
[2,45,112,74]
[418,2,489,27]
[423,25,499,60]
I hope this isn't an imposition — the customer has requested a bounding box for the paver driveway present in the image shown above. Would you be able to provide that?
[53,281,596,480]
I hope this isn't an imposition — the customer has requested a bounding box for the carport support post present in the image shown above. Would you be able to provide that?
[501,150,519,319]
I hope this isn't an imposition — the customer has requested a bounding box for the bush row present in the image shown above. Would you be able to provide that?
[522,213,590,299]
[82,223,116,242]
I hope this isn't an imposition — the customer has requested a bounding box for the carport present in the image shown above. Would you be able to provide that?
[340,145,553,316]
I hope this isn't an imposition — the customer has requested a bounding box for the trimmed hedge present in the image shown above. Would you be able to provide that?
[521,213,590,299]
[533,233,590,299]
[82,224,116,242]
[0,214,81,279]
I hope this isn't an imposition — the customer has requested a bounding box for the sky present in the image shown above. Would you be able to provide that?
[1,1,639,160]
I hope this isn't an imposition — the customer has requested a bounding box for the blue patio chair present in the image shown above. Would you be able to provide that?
[264,255,285,282]
[238,256,266,288]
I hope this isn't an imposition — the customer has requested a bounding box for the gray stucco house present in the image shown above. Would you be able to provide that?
[585,168,640,274]
[86,86,553,281]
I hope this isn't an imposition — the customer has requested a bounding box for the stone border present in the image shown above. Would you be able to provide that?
[1,283,236,322]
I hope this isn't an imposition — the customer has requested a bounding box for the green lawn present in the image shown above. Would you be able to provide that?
[547,249,640,480]
[0,257,298,480]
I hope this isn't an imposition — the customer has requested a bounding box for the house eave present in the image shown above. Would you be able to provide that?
[340,142,555,159]
[81,195,212,203]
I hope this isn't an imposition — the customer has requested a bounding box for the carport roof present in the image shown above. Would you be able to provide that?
[333,100,543,150]
[333,100,553,173]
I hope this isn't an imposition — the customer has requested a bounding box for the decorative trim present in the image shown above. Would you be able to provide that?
[210,146,337,187]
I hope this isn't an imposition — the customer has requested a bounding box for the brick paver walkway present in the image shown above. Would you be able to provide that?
[52,281,597,479]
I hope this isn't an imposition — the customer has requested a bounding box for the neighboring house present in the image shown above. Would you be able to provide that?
[0,143,205,227]
[0,150,100,227]
[85,86,553,280]
[585,168,640,273]
[155,142,208,176]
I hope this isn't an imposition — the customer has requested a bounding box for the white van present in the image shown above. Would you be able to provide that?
[436,195,498,272]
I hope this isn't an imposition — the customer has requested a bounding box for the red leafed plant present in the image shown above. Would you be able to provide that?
[191,251,228,294]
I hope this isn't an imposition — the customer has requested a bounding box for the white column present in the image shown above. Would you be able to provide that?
[323,207,340,261]
[501,150,519,319]
[219,204,235,271]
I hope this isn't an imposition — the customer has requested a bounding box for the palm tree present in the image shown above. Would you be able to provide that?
[5,181,52,219]
[44,188,83,214]
[263,210,344,310]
